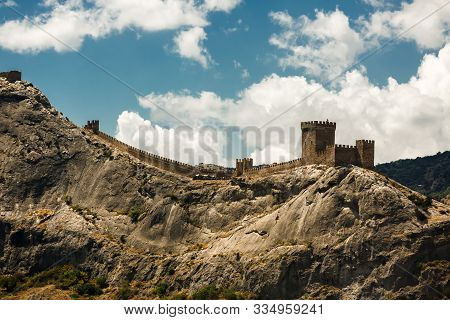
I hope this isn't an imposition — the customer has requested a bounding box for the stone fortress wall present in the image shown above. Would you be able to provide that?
[0,71,21,82]
[84,119,375,179]
[84,122,195,176]
[236,121,375,177]
[300,120,375,170]
[242,158,305,177]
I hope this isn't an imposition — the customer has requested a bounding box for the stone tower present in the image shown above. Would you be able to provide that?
[301,120,336,165]
[0,71,21,82]
[85,120,99,134]
[356,140,375,169]
[235,158,253,176]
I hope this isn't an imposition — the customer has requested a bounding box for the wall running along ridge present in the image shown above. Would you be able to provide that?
[94,130,195,176]
[84,119,375,178]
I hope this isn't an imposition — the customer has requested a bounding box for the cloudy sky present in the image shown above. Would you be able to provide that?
[1,0,449,166]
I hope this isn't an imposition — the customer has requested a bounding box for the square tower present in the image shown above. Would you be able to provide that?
[301,120,336,165]
[85,120,100,134]
[235,158,253,176]
[0,71,21,82]
[356,140,375,169]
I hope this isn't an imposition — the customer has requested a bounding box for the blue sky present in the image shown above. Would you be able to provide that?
[0,0,449,165]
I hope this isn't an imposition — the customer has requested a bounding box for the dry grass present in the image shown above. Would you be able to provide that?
[31,209,55,219]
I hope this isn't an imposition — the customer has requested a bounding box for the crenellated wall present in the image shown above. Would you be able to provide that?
[300,120,374,169]
[84,120,99,133]
[0,70,21,82]
[94,130,195,176]
[335,144,358,166]
[85,118,375,179]
[243,158,305,177]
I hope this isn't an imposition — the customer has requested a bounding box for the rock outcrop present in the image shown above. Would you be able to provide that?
[0,78,449,299]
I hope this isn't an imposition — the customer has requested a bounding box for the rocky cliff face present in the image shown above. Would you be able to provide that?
[0,78,449,299]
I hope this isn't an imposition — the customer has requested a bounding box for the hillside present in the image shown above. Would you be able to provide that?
[0,78,449,300]
[377,152,450,200]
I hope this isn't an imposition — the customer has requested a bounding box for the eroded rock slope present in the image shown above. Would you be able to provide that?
[1,79,449,299]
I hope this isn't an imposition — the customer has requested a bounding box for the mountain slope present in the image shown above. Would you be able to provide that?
[1,78,449,299]
[376,152,450,200]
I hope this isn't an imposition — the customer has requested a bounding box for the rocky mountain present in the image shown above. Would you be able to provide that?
[0,78,449,299]
[376,152,450,200]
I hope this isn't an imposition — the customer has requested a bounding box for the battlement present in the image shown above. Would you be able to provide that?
[356,139,375,169]
[244,158,304,176]
[236,158,253,163]
[335,144,357,149]
[235,158,254,176]
[92,131,195,175]
[84,120,100,133]
[356,139,375,144]
[0,70,21,82]
[301,120,336,129]
[82,117,375,179]
[301,120,375,169]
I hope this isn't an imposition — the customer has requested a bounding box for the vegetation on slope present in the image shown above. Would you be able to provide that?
[376,151,450,200]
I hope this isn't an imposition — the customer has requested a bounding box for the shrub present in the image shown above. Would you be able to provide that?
[63,195,72,205]
[27,265,85,289]
[95,276,108,289]
[75,281,103,296]
[222,288,241,300]
[70,204,84,213]
[152,282,168,298]
[168,193,178,201]
[103,148,112,158]
[128,206,141,223]
[117,281,132,300]
[170,291,188,300]
[192,284,219,300]
[0,275,19,292]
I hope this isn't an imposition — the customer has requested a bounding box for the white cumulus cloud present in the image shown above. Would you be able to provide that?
[269,9,366,80]
[361,0,450,49]
[173,27,213,68]
[0,0,17,7]
[203,0,242,13]
[269,0,450,80]
[0,0,240,62]
[362,0,386,8]
[116,110,227,165]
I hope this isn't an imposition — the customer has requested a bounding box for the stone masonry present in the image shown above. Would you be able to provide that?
[85,119,374,178]
[301,120,374,169]
[0,71,21,83]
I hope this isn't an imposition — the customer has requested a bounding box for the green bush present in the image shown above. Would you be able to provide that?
[117,281,132,300]
[103,148,112,158]
[168,193,178,201]
[2,265,108,297]
[0,275,19,292]
[192,284,219,300]
[95,276,108,289]
[27,265,85,289]
[75,281,103,296]
[222,288,241,300]
[170,291,188,300]
[152,281,168,298]
[128,206,141,223]
[70,204,84,213]
[63,195,72,205]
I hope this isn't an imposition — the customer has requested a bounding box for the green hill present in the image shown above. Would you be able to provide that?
[376,151,450,200]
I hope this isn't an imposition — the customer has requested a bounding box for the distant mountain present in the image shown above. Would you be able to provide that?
[376,151,450,200]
